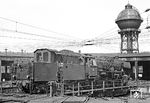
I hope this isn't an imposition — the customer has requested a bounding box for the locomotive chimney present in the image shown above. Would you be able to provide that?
[5,48,8,56]
[78,50,81,54]
[21,49,23,56]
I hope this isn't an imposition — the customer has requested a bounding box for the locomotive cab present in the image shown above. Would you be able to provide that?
[34,49,58,82]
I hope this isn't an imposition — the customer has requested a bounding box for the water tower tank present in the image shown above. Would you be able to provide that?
[115,3,143,30]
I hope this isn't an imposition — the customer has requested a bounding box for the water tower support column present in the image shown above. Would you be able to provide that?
[119,29,140,53]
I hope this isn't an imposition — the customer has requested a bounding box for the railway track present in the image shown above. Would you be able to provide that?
[0,99,27,103]
[60,96,89,103]
[0,93,49,103]
[1,87,19,94]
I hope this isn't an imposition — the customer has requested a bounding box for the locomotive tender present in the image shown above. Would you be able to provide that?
[13,48,129,96]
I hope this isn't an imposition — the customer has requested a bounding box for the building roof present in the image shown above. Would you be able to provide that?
[0,51,33,58]
[34,48,82,57]
[90,52,150,58]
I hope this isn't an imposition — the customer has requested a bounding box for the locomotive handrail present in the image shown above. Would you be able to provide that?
[64,85,137,95]
[64,80,122,89]
[64,79,124,94]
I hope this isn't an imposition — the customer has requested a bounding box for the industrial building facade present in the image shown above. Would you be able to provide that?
[0,52,33,82]
[119,53,150,80]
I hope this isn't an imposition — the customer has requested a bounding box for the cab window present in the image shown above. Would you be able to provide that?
[43,52,49,62]
[36,52,42,62]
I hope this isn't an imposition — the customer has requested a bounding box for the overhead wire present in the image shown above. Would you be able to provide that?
[79,27,119,47]
[98,44,120,52]
[0,35,74,48]
[0,27,81,48]
[0,17,84,49]
[79,14,150,48]
[0,27,80,43]
[94,27,117,38]
[88,21,150,47]
[95,21,149,41]
[0,16,82,41]
[91,17,150,40]
[0,15,150,49]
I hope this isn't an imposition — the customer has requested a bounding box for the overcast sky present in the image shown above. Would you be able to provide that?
[0,0,150,53]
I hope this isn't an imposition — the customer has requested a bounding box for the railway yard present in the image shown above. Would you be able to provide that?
[1,49,150,103]
[0,1,150,103]
[1,2,150,102]
[0,48,150,103]
[1,92,150,103]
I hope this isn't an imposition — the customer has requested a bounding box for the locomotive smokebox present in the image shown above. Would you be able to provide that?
[115,3,143,30]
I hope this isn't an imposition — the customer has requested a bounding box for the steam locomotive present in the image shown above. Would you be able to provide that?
[12,48,129,96]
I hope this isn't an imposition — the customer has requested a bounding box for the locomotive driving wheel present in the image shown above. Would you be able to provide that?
[33,83,48,94]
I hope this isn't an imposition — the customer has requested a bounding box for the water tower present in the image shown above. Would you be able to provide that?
[115,3,143,53]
